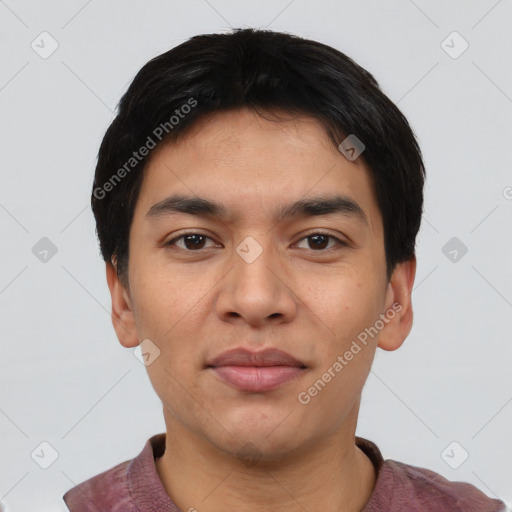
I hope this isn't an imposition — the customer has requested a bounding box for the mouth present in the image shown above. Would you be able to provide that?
[206,347,307,392]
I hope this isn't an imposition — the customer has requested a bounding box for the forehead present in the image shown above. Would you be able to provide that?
[135,108,380,233]
[169,108,340,163]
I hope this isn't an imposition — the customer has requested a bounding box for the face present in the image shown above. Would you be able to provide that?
[108,108,415,461]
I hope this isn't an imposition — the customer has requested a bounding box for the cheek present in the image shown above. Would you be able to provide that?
[129,263,200,338]
[140,310,204,412]
[129,269,211,380]
[308,280,386,375]
[304,269,382,332]
[300,282,382,411]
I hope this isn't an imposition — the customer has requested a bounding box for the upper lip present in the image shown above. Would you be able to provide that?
[207,348,306,368]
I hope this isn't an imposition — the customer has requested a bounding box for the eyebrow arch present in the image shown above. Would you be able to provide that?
[276,195,368,225]
[146,193,368,226]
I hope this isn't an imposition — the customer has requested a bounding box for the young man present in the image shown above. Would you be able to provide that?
[63,28,507,511]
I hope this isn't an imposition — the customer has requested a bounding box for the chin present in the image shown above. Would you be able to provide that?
[211,416,306,458]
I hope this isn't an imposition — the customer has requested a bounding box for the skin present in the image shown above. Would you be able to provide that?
[106,108,416,512]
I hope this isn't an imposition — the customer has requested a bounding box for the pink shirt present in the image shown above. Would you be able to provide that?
[63,433,507,511]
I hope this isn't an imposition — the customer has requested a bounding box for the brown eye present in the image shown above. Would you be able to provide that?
[307,234,329,250]
[166,233,217,251]
[296,233,346,251]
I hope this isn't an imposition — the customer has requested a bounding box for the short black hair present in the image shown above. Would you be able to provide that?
[91,28,425,286]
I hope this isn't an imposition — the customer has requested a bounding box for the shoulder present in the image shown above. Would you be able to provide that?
[62,459,134,512]
[61,434,165,512]
[356,437,507,512]
[384,459,507,512]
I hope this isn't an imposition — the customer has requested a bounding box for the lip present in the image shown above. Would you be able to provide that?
[206,348,307,392]
[207,347,306,368]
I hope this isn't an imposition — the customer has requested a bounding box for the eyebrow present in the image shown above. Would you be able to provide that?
[146,193,368,226]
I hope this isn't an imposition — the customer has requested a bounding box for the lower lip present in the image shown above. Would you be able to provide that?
[210,366,305,392]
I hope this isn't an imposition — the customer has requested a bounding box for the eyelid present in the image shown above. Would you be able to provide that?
[165,230,349,251]
[165,231,220,248]
[294,231,349,249]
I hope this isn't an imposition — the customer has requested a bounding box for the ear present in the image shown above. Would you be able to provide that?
[377,256,417,352]
[106,260,139,348]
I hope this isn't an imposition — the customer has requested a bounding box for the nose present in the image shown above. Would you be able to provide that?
[215,237,298,328]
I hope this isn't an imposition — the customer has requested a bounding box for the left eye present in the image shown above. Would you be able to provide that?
[295,233,345,251]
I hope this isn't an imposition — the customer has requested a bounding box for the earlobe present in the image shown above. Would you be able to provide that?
[105,261,139,348]
[377,256,417,352]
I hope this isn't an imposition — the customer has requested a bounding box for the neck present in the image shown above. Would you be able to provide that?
[155,408,377,512]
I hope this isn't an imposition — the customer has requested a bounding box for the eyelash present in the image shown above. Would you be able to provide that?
[165,231,348,252]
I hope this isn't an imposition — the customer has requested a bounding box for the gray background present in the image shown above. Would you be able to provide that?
[1,0,511,510]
